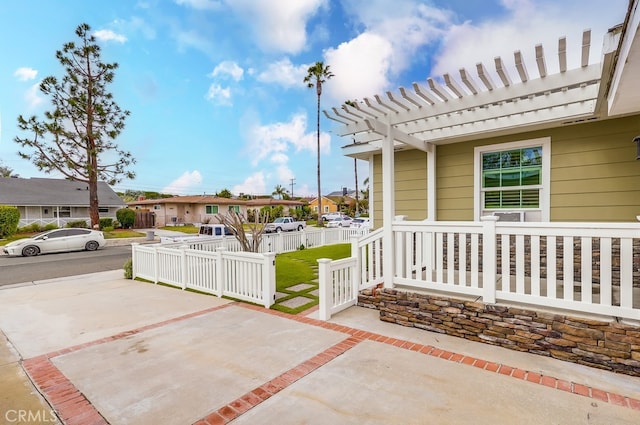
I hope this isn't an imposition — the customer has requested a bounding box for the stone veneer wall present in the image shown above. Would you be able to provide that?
[359,288,640,377]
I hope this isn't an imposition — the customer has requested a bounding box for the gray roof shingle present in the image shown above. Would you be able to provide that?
[0,177,127,207]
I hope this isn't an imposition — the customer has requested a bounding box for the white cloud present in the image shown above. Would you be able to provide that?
[205,84,232,105]
[324,33,393,104]
[162,170,203,195]
[321,0,454,103]
[25,83,43,109]
[14,67,37,81]
[175,29,212,54]
[93,29,127,43]
[431,0,628,85]
[210,61,244,81]
[245,113,330,168]
[226,0,327,54]
[257,58,308,88]
[232,171,266,196]
[174,0,222,10]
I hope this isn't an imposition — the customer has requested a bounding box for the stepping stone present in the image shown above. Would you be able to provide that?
[275,291,288,300]
[279,296,314,309]
[287,283,315,292]
[309,289,319,297]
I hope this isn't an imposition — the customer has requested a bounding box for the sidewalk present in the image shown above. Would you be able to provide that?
[0,270,639,424]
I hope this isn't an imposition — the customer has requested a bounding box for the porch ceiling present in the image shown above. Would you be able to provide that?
[326,26,629,158]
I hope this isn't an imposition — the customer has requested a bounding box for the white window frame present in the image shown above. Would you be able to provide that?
[474,137,550,222]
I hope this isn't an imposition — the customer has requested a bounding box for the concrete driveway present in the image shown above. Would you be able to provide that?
[0,270,639,424]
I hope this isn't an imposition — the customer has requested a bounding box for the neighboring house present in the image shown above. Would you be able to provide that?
[127,195,248,227]
[0,177,126,228]
[321,3,640,374]
[326,188,358,198]
[308,196,338,215]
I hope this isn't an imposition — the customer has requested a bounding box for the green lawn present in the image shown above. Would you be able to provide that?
[273,243,351,314]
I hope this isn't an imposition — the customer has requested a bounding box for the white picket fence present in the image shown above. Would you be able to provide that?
[317,218,640,321]
[132,227,369,308]
[317,229,384,319]
[132,244,276,307]
[160,227,367,254]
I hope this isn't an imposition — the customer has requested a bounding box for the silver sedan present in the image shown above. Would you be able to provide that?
[3,228,106,257]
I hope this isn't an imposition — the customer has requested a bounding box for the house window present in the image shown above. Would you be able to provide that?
[475,137,550,221]
[153,205,161,210]
[205,205,218,214]
[54,206,71,218]
[228,205,240,213]
[324,205,330,213]
[98,207,109,213]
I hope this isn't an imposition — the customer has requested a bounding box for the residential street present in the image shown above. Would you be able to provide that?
[0,245,132,286]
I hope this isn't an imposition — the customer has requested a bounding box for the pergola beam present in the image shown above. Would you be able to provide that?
[514,50,529,82]
[558,36,567,72]
[536,44,547,78]
[364,118,430,152]
[494,57,512,87]
[444,73,465,98]
[581,29,591,67]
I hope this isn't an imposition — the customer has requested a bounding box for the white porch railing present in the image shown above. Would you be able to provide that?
[160,227,369,254]
[318,219,640,321]
[132,243,276,308]
[132,227,367,309]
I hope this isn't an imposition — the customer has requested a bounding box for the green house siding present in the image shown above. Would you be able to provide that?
[372,150,428,227]
[372,114,640,222]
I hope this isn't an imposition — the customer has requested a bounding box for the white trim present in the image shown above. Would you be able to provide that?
[427,145,436,220]
[474,137,551,221]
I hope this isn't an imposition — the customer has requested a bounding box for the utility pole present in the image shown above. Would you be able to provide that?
[290,178,296,198]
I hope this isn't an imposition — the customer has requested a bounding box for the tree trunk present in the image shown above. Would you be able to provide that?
[316,90,323,227]
[88,148,99,228]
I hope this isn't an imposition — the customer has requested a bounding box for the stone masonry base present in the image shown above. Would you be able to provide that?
[358,287,640,377]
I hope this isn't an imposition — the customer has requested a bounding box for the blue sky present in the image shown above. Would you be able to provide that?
[0,0,628,197]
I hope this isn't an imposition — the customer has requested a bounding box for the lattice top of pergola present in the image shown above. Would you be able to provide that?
[324,28,624,155]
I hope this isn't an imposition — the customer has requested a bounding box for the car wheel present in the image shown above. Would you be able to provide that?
[22,245,40,257]
[297,225,303,231]
[276,227,282,233]
[85,241,100,251]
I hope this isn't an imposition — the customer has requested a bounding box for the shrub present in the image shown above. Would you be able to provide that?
[116,208,135,229]
[103,226,114,232]
[66,220,88,228]
[0,206,20,238]
[123,259,133,279]
[99,218,113,229]
[43,223,58,231]
[19,223,42,233]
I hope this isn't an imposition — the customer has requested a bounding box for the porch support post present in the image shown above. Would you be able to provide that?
[427,143,436,220]
[368,153,375,225]
[481,216,498,303]
[382,119,395,289]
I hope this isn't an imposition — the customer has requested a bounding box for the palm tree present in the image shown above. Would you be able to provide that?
[304,61,334,225]
[272,184,287,199]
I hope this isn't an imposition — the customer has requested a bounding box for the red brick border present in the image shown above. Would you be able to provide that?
[22,301,640,425]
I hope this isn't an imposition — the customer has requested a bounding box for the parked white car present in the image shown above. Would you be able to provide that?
[326,216,353,228]
[321,212,349,222]
[3,228,106,257]
[350,217,371,229]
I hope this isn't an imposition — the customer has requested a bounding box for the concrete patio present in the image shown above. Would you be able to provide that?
[0,270,639,424]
